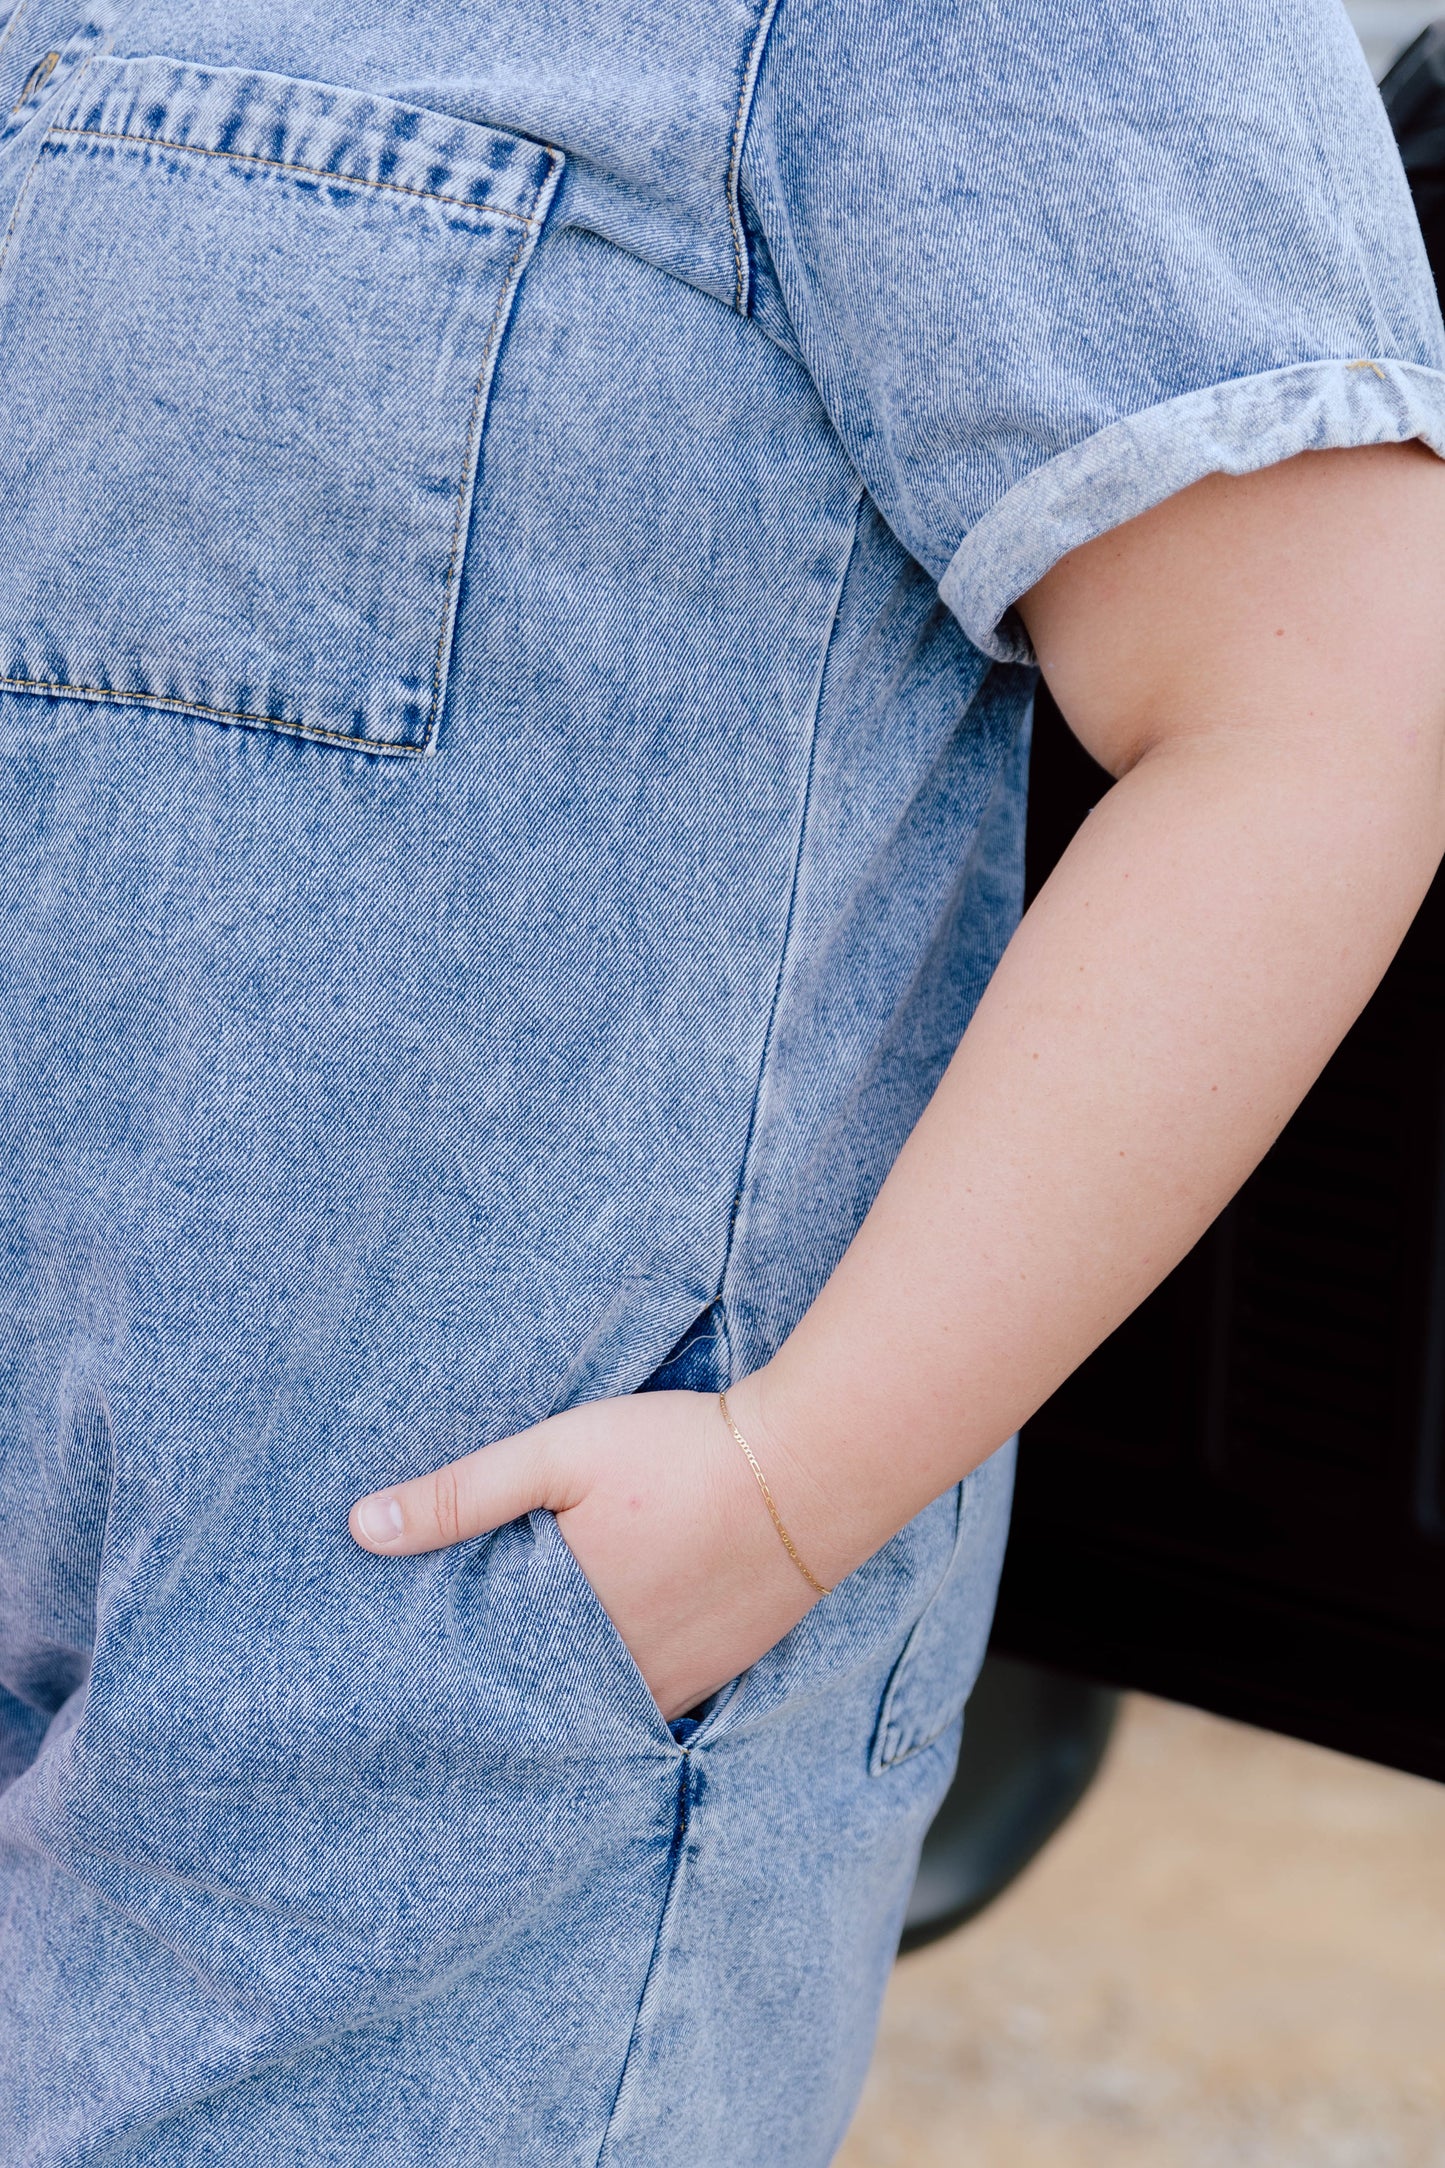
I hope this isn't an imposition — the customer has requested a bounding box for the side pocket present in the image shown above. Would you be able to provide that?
[545,1269,722,1415]
[540,1268,729,1750]
[868,1433,1018,1773]
[0,54,562,754]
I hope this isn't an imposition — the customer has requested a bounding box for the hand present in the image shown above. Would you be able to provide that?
[347,1381,842,1723]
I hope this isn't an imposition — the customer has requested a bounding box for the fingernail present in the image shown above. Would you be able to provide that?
[355,1494,405,1545]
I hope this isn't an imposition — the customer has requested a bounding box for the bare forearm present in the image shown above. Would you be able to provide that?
[742,693,1445,1579]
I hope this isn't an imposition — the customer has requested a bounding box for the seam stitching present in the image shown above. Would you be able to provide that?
[0,0,33,70]
[0,7,90,286]
[0,674,429,754]
[593,1757,695,2166]
[716,482,867,1309]
[46,123,543,225]
[0,22,101,159]
[0,118,41,279]
[724,0,784,314]
[424,204,544,738]
[9,41,53,109]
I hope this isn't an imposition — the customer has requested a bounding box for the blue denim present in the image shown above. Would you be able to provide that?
[0,1,1442,2161]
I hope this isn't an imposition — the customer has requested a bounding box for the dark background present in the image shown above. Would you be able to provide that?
[991,669,1445,1783]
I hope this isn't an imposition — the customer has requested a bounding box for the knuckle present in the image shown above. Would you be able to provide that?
[529,1427,577,1513]
[430,1461,464,1546]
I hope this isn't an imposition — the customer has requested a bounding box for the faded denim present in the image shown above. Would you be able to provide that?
[0,1,1442,2162]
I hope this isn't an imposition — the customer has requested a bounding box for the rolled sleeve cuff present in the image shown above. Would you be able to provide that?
[940,357,1445,665]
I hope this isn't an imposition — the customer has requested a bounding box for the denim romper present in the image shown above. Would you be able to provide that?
[1,0,1442,2161]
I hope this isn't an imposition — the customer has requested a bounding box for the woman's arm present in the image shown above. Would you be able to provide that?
[351,442,1445,1721]
[731,441,1445,1569]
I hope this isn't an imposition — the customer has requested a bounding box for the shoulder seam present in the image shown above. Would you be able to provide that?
[726,0,784,314]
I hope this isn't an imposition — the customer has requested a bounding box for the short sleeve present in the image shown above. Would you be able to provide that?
[738,0,1445,662]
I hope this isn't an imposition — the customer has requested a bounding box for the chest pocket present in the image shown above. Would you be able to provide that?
[0,54,561,755]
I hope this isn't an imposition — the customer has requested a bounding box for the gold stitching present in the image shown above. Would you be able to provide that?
[0,672,431,754]
[11,44,55,109]
[46,123,542,226]
[0,38,106,283]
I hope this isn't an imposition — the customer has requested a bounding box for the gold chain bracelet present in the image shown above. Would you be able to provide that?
[717,1390,832,1598]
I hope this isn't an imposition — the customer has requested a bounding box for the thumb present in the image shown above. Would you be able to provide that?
[349,1425,564,1556]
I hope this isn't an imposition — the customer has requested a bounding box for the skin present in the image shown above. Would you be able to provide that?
[351,441,1445,1724]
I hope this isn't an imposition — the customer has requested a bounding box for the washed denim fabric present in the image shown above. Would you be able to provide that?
[0,0,1442,2161]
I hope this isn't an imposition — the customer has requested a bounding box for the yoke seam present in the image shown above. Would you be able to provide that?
[46,124,544,225]
[715,482,867,1316]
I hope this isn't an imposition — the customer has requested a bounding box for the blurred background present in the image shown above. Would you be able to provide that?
[840,5,1445,2161]
[1354,0,1442,73]
[844,1696,1445,2167]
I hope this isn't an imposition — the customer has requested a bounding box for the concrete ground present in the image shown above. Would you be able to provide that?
[838,1696,1445,2167]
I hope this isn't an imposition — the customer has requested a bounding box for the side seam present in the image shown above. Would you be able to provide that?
[714,481,866,1310]
[593,1755,697,2166]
